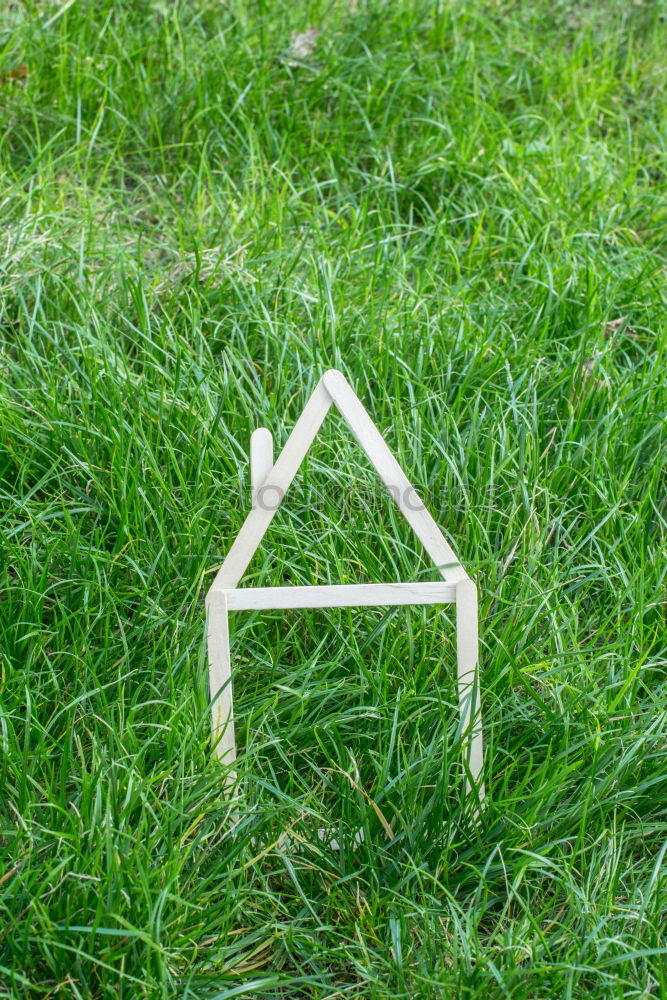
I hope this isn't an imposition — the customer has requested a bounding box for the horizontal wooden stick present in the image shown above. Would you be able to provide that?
[222,581,456,611]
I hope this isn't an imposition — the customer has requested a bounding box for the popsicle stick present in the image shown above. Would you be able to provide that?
[322,370,466,584]
[455,578,484,799]
[207,592,235,765]
[251,427,273,507]
[225,581,456,611]
[208,379,333,596]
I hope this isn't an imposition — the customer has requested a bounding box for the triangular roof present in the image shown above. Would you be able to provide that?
[207,369,469,601]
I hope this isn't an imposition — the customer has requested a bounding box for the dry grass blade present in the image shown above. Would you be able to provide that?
[284,26,319,65]
[604,316,640,341]
[329,765,395,841]
[0,63,27,87]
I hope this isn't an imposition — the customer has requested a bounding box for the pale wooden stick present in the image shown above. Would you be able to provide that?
[208,380,333,596]
[321,370,467,584]
[250,427,273,508]
[225,581,456,611]
[455,578,485,799]
[207,592,236,765]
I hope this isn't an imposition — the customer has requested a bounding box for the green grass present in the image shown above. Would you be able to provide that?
[1,0,667,996]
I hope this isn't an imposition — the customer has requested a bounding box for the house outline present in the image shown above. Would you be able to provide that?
[206,369,485,799]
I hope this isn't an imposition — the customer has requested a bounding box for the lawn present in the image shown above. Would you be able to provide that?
[1,0,666,997]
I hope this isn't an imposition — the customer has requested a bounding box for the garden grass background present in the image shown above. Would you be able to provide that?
[1,0,666,996]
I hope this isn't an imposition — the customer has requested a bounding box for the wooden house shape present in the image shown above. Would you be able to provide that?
[206,370,485,798]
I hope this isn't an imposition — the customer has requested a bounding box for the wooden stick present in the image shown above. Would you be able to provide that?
[250,427,273,508]
[225,581,456,611]
[322,370,466,584]
[207,592,236,765]
[208,379,333,596]
[455,578,485,799]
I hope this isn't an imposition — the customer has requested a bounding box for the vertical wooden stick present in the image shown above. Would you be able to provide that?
[207,592,236,766]
[455,578,485,799]
[251,427,273,508]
